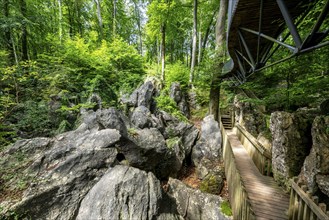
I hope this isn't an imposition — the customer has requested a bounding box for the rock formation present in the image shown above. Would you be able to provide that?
[169,82,190,118]
[270,109,318,188]
[166,178,230,220]
[299,116,329,196]
[0,80,230,219]
[76,165,162,220]
[234,94,266,137]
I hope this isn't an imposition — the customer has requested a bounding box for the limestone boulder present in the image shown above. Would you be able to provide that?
[299,116,329,196]
[192,115,222,167]
[169,82,190,118]
[166,178,231,220]
[0,123,120,219]
[121,80,157,111]
[234,94,266,137]
[76,165,162,220]
[270,110,317,188]
[117,128,168,177]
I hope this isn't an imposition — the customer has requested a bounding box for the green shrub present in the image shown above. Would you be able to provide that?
[165,62,189,91]
[155,90,188,122]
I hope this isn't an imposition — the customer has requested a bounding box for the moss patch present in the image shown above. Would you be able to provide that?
[220,200,232,216]
[200,174,223,195]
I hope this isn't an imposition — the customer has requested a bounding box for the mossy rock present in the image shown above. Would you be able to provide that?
[200,173,224,195]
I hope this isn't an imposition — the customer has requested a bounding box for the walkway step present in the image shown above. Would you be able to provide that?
[226,130,290,219]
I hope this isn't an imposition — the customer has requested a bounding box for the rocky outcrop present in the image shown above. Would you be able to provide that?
[166,178,231,220]
[170,82,190,118]
[118,128,168,176]
[192,115,222,167]
[121,80,157,111]
[299,116,329,196]
[77,165,162,220]
[0,116,121,219]
[234,94,266,137]
[270,109,317,188]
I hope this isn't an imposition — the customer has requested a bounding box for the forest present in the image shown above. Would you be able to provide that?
[0,0,329,148]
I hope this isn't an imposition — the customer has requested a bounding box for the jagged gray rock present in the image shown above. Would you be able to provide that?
[122,80,156,110]
[192,115,222,167]
[166,178,231,220]
[299,116,329,196]
[270,110,317,188]
[0,123,120,219]
[131,106,161,129]
[76,165,162,220]
[234,94,266,137]
[169,82,190,118]
[97,107,128,136]
[117,128,168,177]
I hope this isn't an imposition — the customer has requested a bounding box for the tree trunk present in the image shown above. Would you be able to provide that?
[58,0,63,43]
[113,0,117,37]
[189,0,198,85]
[201,9,217,63]
[209,0,228,122]
[94,0,103,40]
[133,0,143,54]
[161,24,166,83]
[20,0,28,61]
[3,0,14,64]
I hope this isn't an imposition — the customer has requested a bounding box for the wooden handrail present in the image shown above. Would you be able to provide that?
[289,177,329,220]
[221,122,256,219]
[233,124,272,175]
[235,124,271,159]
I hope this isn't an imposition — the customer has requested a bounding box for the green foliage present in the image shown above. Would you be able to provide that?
[13,101,53,138]
[199,174,222,194]
[220,200,233,216]
[155,90,188,122]
[165,62,189,90]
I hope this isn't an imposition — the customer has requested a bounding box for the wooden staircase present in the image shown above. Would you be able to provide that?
[221,106,234,129]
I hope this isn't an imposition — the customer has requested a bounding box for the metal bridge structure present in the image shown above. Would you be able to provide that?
[223,0,329,85]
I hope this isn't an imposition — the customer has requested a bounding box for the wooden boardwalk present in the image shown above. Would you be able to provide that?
[226,130,290,220]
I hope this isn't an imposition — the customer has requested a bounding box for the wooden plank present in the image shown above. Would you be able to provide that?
[225,130,289,219]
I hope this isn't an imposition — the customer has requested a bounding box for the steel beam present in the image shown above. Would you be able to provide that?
[302,0,329,48]
[276,0,302,49]
[240,27,296,52]
[235,49,254,70]
[238,30,256,68]
[257,0,264,63]
[234,50,247,76]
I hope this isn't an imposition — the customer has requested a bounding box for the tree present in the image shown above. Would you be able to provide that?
[209,0,227,122]
[189,0,198,85]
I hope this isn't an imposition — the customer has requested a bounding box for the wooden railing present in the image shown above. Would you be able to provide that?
[221,122,256,219]
[233,124,271,176]
[289,177,329,220]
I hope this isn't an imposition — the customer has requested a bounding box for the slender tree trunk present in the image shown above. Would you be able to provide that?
[58,0,63,43]
[133,0,143,54]
[189,0,198,85]
[3,0,14,64]
[201,9,217,62]
[94,0,103,40]
[161,24,166,83]
[198,23,202,64]
[113,0,117,37]
[11,32,19,65]
[20,0,28,61]
[209,0,228,122]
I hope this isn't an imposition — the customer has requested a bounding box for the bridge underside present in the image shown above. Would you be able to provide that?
[224,0,329,85]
